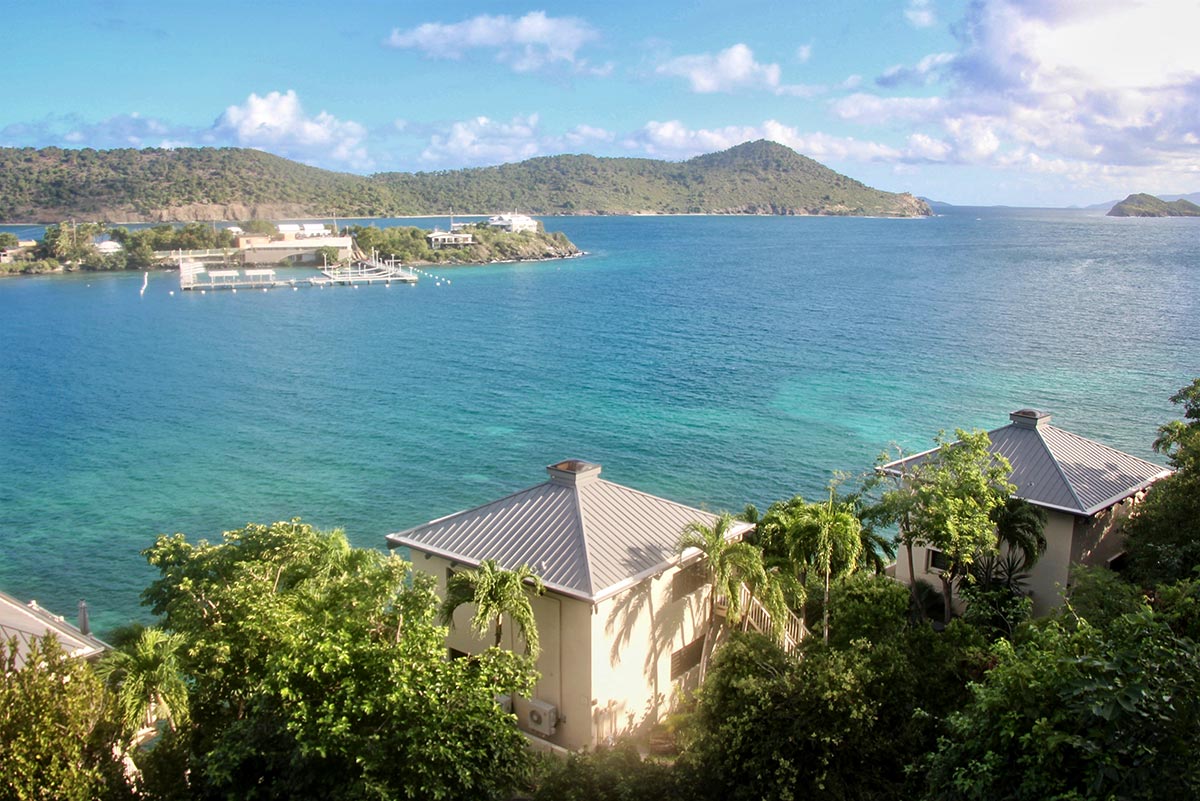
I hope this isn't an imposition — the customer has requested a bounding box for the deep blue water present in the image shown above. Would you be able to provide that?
[2,208,1197,633]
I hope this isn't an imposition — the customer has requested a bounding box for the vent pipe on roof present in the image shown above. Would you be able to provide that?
[1010,409,1051,429]
[547,459,601,487]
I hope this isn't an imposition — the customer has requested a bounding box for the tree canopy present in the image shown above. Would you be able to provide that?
[141,519,537,800]
[1125,378,1200,586]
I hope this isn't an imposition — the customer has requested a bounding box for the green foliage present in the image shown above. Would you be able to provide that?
[439,558,546,656]
[923,612,1200,800]
[684,623,986,801]
[0,257,60,275]
[141,519,537,800]
[0,636,132,801]
[0,141,929,222]
[1126,378,1200,585]
[348,223,578,266]
[95,627,189,739]
[1062,564,1148,628]
[826,572,911,648]
[531,743,684,801]
[237,219,277,235]
[883,430,1015,623]
[1154,577,1200,641]
[0,231,18,247]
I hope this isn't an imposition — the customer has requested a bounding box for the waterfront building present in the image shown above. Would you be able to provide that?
[487,213,538,233]
[387,459,752,751]
[886,409,1172,615]
[427,230,474,249]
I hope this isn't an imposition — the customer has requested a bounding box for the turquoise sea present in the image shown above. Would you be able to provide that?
[2,208,1197,633]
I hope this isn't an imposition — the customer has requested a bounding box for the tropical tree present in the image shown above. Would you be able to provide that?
[879,430,1014,624]
[678,512,769,676]
[756,496,815,630]
[805,490,864,644]
[0,635,131,801]
[439,558,546,657]
[141,519,537,800]
[990,497,1047,569]
[923,611,1200,800]
[95,627,189,740]
[1126,378,1200,586]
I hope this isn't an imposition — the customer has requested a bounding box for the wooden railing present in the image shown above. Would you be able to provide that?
[716,584,807,653]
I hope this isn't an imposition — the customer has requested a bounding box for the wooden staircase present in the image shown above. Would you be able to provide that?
[716,584,808,653]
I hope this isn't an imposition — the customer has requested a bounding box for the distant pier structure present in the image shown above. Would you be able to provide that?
[179,257,417,292]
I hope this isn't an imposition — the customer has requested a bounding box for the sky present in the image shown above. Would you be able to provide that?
[3,0,1198,207]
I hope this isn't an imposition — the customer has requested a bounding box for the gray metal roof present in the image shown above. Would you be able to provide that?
[0,591,107,669]
[882,410,1172,516]
[387,460,752,603]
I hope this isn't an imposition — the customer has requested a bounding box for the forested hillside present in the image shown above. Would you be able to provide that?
[0,140,931,222]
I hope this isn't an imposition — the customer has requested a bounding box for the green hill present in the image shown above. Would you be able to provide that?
[0,140,931,222]
[1107,193,1200,217]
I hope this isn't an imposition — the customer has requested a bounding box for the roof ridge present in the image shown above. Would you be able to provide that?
[1036,425,1088,513]
[572,482,597,596]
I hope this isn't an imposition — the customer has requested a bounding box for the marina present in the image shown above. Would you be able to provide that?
[178,256,418,291]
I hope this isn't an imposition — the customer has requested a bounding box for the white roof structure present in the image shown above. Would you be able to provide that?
[388,460,751,603]
[0,591,107,668]
[883,410,1172,516]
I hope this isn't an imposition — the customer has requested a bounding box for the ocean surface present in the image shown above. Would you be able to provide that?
[1,208,1197,633]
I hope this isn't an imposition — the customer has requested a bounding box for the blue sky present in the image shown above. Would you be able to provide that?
[4,1,1197,206]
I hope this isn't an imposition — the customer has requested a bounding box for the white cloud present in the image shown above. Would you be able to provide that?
[0,112,192,150]
[624,119,902,163]
[905,0,937,29]
[831,94,944,124]
[657,43,820,96]
[386,12,599,74]
[877,52,955,88]
[796,44,812,64]
[830,0,1200,191]
[213,90,370,169]
[417,115,615,167]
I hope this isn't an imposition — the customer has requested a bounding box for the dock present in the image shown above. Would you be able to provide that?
[178,259,418,292]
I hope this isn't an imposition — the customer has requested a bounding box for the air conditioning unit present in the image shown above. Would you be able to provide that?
[496,694,513,714]
[526,698,558,736]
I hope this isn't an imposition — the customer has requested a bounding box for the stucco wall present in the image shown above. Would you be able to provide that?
[590,560,710,746]
[893,508,1077,617]
[414,553,594,750]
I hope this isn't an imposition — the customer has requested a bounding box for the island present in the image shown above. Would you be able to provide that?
[0,216,581,276]
[0,140,931,222]
[1107,193,1200,217]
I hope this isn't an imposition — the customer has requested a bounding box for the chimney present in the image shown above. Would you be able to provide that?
[77,599,91,636]
[1010,409,1051,429]
[547,459,602,487]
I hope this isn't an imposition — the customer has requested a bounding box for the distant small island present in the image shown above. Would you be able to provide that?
[1107,193,1200,217]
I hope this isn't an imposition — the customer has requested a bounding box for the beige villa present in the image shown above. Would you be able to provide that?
[386,459,754,751]
[885,409,1172,616]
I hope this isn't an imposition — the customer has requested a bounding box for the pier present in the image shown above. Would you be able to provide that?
[178,259,418,292]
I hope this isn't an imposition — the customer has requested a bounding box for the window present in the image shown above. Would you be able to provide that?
[928,549,951,572]
[671,562,707,602]
[670,637,704,679]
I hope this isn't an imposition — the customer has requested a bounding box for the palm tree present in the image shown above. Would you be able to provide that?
[678,512,768,676]
[95,627,189,740]
[991,497,1047,569]
[804,490,863,644]
[438,559,546,658]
